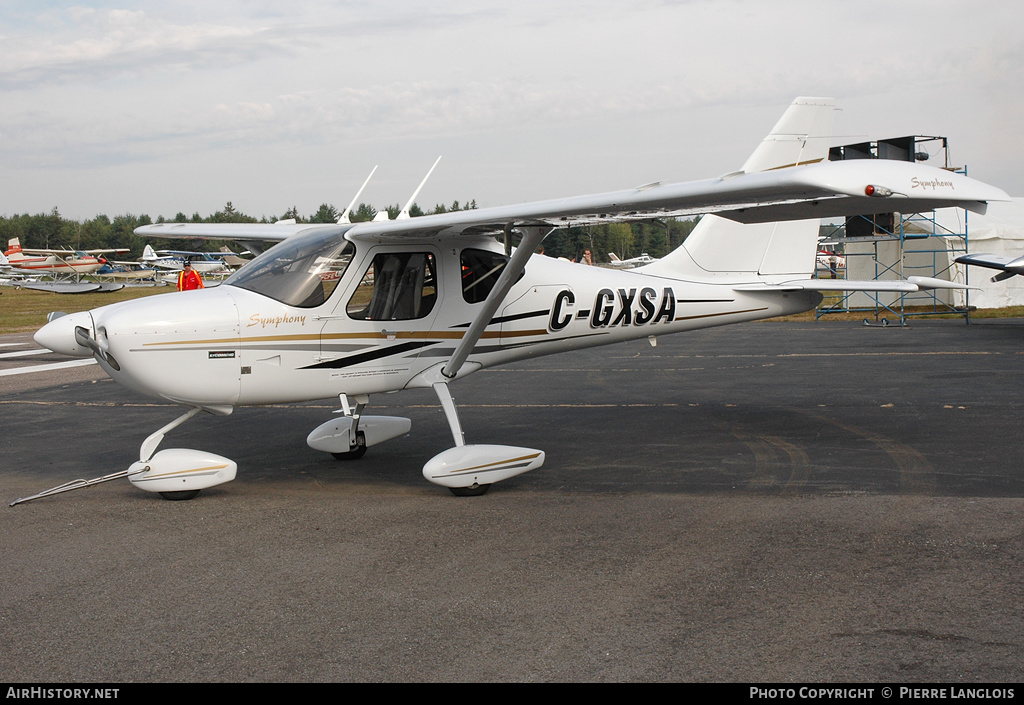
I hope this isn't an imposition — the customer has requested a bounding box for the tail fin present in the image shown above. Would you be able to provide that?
[6,237,22,255]
[142,245,157,260]
[740,96,835,173]
[643,97,834,281]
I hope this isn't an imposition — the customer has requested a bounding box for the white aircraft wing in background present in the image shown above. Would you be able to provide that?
[955,253,1024,282]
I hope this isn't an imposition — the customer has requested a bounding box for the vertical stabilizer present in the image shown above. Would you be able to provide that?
[643,97,834,280]
[741,96,835,173]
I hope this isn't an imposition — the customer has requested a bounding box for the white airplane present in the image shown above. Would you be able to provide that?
[4,238,129,275]
[608,253,657,268]
[954,253,1024,282]
[141,245,235,273]
[20,97,1009,505]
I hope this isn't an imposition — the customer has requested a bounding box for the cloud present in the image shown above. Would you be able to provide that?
[2,0,1023,220]
[0,6,288,90]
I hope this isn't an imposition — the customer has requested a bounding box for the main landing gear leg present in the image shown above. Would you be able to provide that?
[433,383,486,496]
[331,394,368,460]
[422,383,545,497]
[306,394,412,460]
[419,224,549,497]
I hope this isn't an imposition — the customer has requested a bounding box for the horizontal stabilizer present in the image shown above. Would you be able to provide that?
[735,276,970,293]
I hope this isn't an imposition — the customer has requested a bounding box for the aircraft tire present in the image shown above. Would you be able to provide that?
[331,446,367,460]
[331,431,367,460]
[331,447,367,460]
[159,490,201,501]
[449,484,490,497]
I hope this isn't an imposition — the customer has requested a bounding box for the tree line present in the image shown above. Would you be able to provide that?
[0,203,700,264]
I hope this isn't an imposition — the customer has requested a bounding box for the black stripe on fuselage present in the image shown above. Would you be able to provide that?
[300,341,435,370]
[450,309,550,329]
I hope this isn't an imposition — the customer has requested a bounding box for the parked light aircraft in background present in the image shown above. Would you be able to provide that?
[217,246,251,268]
[816,247,846,271]
[19,97,1009,505]
[608,253,657,268]
[4,238,128,275]
[955,252,1024,282]
[141,245,237,273]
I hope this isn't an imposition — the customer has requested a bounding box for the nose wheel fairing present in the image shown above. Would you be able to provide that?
[127,448,237,496]
[11,406,237,505]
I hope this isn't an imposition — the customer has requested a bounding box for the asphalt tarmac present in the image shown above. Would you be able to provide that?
[1,319,1022,683]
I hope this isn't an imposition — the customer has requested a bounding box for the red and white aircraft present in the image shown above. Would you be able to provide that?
[4,238,128,275]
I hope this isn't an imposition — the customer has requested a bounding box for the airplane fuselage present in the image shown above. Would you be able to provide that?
[45,235,820,409]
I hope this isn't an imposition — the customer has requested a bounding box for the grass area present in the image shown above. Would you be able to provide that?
[0,284,171,334]
[3,283,1021,336]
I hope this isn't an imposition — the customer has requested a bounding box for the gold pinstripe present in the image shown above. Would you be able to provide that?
[135,463,232,480]
[138,309,767,349]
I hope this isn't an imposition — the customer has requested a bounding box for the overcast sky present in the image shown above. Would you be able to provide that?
[2,0,1022,222]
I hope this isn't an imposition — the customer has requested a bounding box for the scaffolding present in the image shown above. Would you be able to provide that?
[815,136,972,325]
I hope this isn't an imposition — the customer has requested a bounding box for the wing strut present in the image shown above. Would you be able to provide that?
[441,225,552,379]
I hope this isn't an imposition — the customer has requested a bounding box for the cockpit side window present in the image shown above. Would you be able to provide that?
[347,252,437,321]
[226,230,355,308]
[460,249,517,304]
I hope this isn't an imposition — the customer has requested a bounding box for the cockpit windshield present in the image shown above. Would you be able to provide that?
[225,228,355,308]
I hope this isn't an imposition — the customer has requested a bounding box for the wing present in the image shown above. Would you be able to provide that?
[955,252,1024,281]
[344,159,1006,242]
[20,248,128,255]
[136,221,315,242]
[135,159,1007,247]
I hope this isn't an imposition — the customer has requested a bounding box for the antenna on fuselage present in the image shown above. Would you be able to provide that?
[397,156,441,220]
[338,166,378,224]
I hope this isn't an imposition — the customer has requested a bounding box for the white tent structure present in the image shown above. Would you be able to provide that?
[954,198,1024,309]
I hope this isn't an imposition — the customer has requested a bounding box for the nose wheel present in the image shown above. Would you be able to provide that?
[449,484,490,497]
[159,490,201,501]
